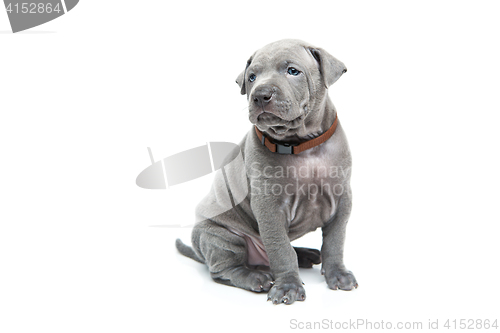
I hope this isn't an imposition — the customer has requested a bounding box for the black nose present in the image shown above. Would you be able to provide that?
[252,86,274,107]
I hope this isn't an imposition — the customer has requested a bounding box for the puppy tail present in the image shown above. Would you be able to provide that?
[175,239,204,264]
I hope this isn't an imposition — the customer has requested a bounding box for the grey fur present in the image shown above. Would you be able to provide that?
[176,39,357,304]
[175,239,203,264]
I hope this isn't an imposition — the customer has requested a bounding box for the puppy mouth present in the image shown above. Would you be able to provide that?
[270,125,288,134]
[256,112,304,136]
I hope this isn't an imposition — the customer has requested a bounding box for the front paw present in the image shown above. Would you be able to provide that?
[267,277,306,305]
[322,267,358,291]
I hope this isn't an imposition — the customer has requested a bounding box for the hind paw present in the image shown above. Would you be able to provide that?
[294,247,321,268]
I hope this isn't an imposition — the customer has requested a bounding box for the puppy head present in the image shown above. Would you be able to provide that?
[236,39,346,140]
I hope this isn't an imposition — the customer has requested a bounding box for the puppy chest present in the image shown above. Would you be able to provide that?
[280,173,343,235]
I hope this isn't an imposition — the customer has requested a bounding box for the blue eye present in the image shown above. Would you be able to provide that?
[248,74,256,82]
[288,67,300,76]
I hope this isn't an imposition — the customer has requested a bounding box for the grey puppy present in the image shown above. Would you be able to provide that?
[176,39,357,305]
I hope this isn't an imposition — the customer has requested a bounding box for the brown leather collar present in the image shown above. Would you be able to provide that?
[254,114,338,154]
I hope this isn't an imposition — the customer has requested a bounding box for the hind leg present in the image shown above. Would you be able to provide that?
[192,220,274,292]
[294,247,321,268]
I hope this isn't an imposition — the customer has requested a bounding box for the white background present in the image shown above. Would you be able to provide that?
[1,1,499,332]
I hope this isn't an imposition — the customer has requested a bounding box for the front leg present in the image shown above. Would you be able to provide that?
[321,188,358,290]
[252,196,306,305]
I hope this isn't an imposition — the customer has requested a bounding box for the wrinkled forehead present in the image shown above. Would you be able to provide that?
[250,45,316,71]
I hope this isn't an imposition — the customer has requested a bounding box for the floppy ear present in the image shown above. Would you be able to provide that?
[235,56,253,95]
[309,48,347,88]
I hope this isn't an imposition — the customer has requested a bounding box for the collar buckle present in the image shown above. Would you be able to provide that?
[276,142,294,155]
